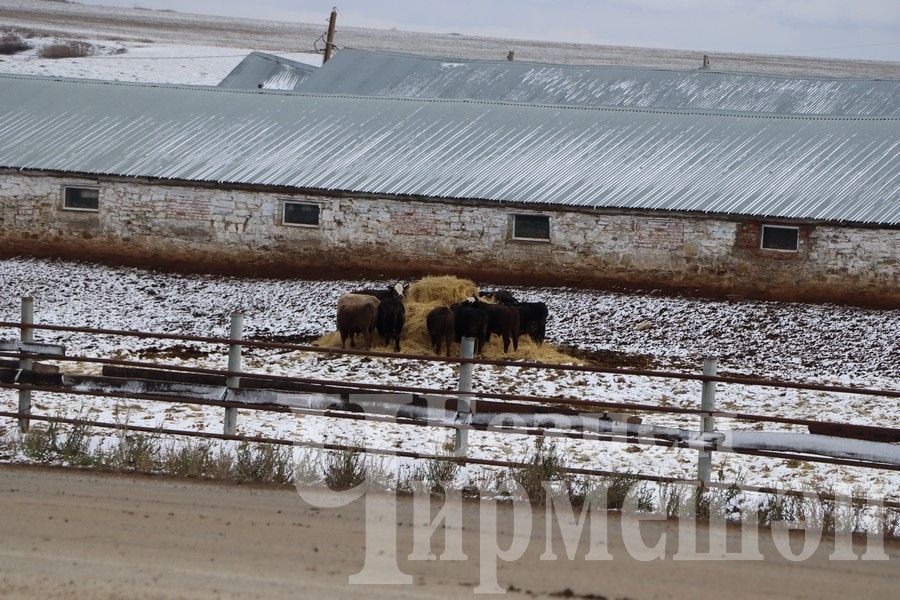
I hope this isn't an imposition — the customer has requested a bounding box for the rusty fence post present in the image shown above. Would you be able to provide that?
[454,337,475,458]
[224,312,244,436]
[697,357,718,485]
[18,296,34,433]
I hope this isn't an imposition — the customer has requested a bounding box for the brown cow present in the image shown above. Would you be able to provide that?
[426,306,455,356]
[336,293,379,349]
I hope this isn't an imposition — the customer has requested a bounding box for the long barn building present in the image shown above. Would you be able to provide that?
[0,56,898,305]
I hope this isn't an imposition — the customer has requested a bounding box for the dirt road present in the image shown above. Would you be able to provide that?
[0,466,896,599]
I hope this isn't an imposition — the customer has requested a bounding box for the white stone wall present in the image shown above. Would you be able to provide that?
[0,171,897,303]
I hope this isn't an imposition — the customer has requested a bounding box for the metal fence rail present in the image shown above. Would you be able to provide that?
[1,300,899,509]
[2,378,896,473]
[1,320,897,398]
[0,349,895,435]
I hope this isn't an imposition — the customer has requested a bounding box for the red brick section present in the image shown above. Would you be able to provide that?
[633,218,685,250]
[734,221,812,260]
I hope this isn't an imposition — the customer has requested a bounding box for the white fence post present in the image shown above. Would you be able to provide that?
[454,337,475,458]
[697,357,718,485]
[224,312,244,436]
[18,297,34,433]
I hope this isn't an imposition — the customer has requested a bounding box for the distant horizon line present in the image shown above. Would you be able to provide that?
[65,0,900,65]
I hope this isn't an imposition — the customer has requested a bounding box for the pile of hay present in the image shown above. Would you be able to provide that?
[316,275,580,363]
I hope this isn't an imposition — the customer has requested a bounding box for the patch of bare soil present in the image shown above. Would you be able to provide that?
[251,333,321,345]
[137,344,209,360]
[554,346,659,370]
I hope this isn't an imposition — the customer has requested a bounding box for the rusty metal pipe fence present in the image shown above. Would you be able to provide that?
[0,349,895,436]
[1,378,895,474]
[1,304,898,509]
[0,320,897,398]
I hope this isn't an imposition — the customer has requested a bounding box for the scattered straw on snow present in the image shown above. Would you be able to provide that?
[315,275,581,363]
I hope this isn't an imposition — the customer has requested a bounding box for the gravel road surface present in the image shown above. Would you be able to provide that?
[0,466,897,599]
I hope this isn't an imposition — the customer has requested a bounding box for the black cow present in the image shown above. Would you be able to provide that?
[452,301,488,355]
[350,283,407,301]
[426,306,455,356]
[480,290,518,305]
[375,284,405,352]
[512,301,549,344]
[468,298,520,353]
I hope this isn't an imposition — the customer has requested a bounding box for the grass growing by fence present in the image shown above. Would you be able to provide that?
[160,440,233,479]
[511,438,569,502]
[0,425,18,460]
[2,422,897,538]
[22,416,93,466]
[13,419,295,484]
[322,448,367,490]
[417,456,460,493]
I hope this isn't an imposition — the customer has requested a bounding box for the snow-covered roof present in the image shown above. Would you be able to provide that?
[218,51,317,91]
[299,49,900,116]
[0,73,898,225]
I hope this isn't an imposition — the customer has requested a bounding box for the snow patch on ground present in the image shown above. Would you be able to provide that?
[0,33,320,85]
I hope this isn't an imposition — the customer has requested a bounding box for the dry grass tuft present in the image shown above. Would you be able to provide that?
[406,275,478,305]
[315,275,581,363]
[39,41,93,59]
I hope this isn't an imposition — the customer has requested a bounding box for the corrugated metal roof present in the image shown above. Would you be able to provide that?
[0,74,897,225]
[298,49,900,116]
[218,52,317,91]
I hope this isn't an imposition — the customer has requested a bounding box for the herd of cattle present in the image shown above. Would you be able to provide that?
[335,284,549,355]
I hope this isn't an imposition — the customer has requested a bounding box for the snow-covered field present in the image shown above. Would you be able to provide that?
[0,33,320,86]
[1,258,897,499]
[4,0,900,78]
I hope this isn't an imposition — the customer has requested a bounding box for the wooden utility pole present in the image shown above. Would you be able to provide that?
[323,7,337,63]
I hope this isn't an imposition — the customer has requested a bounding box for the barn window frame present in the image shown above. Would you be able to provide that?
[511,213,551,242]
[760,224,800,252]
[61,185,100,212]
[281,200,321,228]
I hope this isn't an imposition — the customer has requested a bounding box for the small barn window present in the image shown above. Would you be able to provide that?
[62,186,99,211]
[282,201,320,227]
[512,214,550,241]
[760,224,799,252]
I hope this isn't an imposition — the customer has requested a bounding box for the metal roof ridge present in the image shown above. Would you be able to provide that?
[3,72,899,121]
[334,47,900,84]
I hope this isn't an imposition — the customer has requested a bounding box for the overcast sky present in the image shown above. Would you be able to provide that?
[90,1,900,61]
